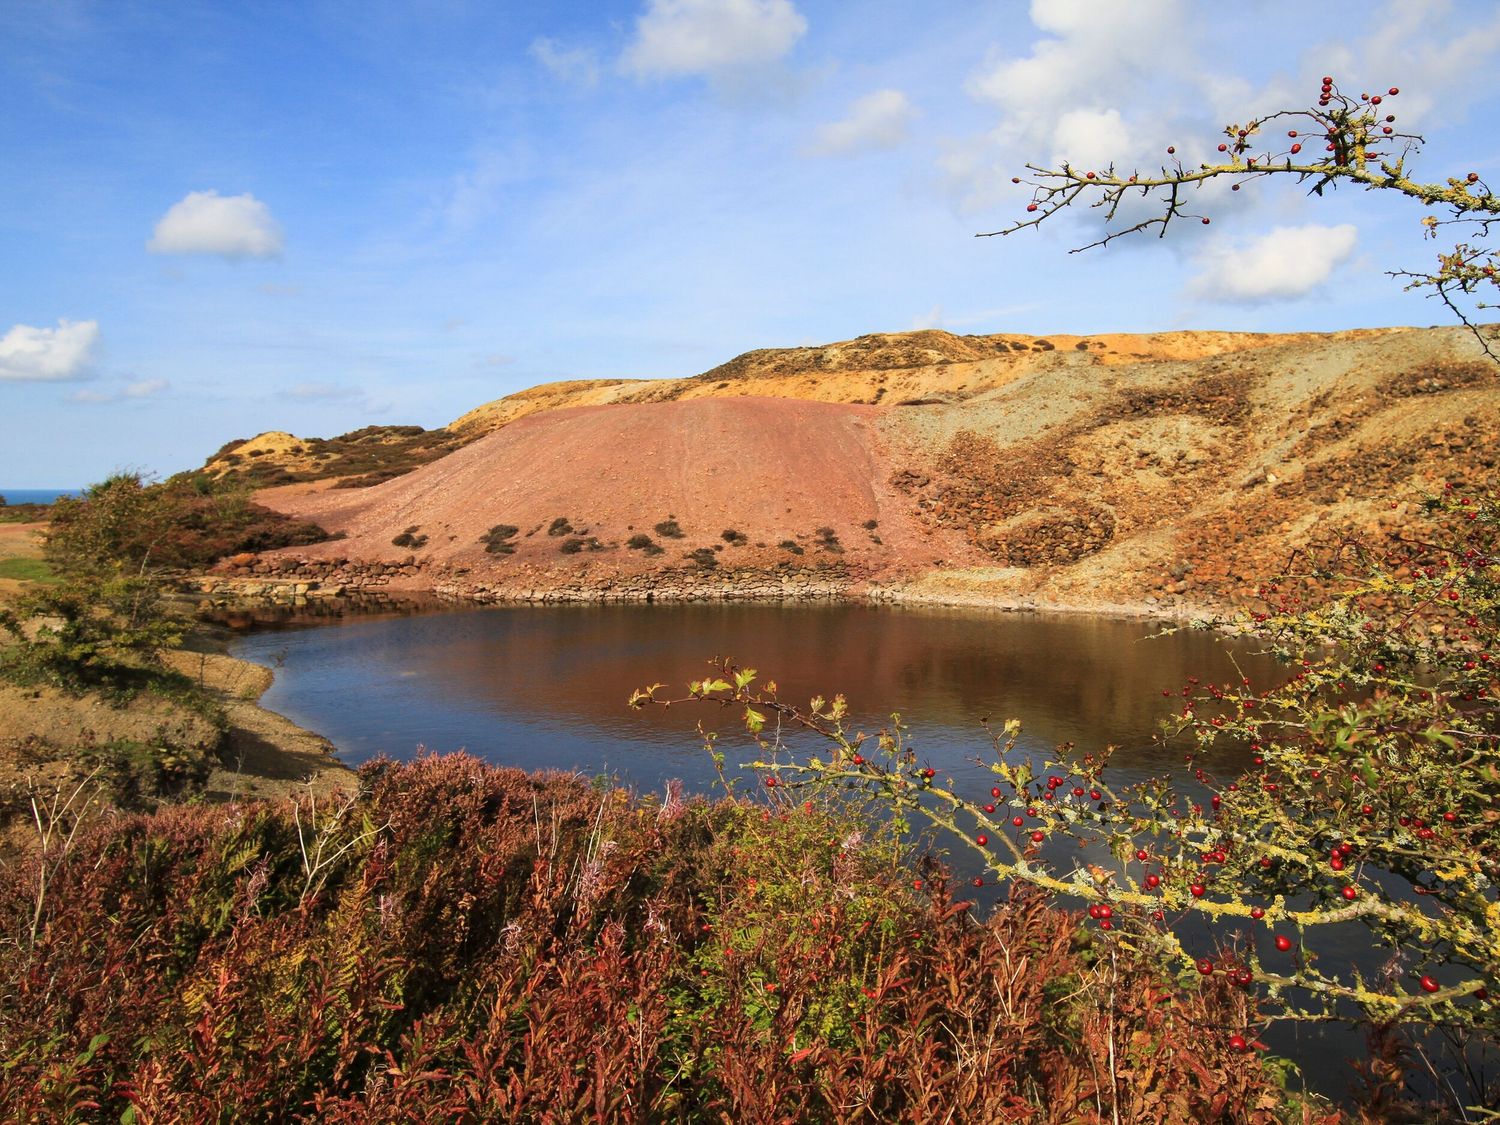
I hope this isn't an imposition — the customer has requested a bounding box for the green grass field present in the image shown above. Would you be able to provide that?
[0,557,57,583]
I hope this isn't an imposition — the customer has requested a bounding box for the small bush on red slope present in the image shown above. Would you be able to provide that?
[0,757,1314,1122]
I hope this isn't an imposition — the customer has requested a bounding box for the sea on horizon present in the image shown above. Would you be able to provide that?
[1,488,82,505]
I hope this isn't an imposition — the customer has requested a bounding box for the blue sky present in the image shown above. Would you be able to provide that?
[3,0,1498,487]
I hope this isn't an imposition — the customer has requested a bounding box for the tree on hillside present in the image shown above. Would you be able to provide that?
[986,78,1499,358]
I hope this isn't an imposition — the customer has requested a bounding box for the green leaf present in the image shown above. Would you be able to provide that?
[744,707,766,734]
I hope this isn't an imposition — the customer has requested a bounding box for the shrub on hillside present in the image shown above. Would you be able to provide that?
[480,525,519,554]
[627,533,664,556]
[655,518,685,539]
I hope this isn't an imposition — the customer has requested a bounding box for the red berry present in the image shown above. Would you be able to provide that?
[1145,874,1161,889]
[992,787,1002,798]
[851,754,864,765]
[1342,886,1358,901]
[1388,86,1399,95]
[972,876,984,888]
[1275,935,1293,952]
[1026,203,1038,212]
[1217,143,1228,152]
[1322,75,1332,84]
[1135,849,1149,862]
[1250,906,1265,920]
[1197,959,1214,975]
[1029,831,1044,843]
[983,803,995,814]
[1228,1033,1249,1051]
[1468,172,1480,183]
[976,834,989,847]
[1012,816,1024,827]
[764,776,777,788]
[1419,975,1440,993]
[1190,883,1207,897]
[1201,218,1210,225]
[1290,143,1301,154]
[1167,145,1175,154]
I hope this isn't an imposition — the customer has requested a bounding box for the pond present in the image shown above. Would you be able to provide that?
[227,601,1275,797]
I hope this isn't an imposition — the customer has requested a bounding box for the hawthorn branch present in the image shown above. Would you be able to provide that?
[982,81,1500,359]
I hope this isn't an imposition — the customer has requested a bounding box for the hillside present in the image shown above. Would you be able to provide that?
[203,328,1387,488]
[212,324,1498,614]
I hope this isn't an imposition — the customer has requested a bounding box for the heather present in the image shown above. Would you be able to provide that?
[0,756,1309,1123]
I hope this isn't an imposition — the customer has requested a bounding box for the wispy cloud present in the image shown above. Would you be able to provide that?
[808,89,916,156]
[67,376,169,404]
[622,0,806,80]
[530,37,600,89]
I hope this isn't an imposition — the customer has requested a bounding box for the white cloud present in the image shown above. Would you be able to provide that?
[622,0,806,78]
[1188,224,1358,304]
[530,37,600,88]
[148,190,284,258]
[123,378,169,398]
[809,89,916,156]
[949,0,1203,210]
[0,318,99,382]
[967,0,1188,160]
[68,388,114,404]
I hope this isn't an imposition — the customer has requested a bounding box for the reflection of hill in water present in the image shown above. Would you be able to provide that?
[233,604,1281,784]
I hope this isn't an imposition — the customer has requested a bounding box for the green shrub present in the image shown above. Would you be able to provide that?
[391,526,428,549]
[655,519,684,539]
[721,529,747,545]
[548,517,575,537]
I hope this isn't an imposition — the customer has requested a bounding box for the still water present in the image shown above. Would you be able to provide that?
[227,601,1276,796]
